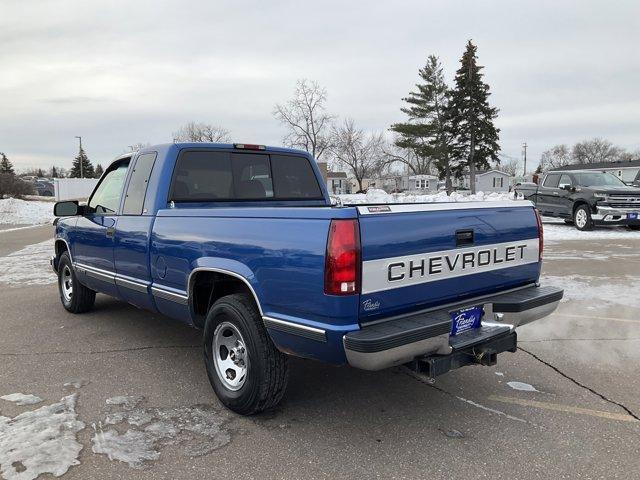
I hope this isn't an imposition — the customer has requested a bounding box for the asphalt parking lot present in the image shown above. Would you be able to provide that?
[0,224,639,479]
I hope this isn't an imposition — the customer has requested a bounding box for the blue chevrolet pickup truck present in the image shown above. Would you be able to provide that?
[51,143,563,414]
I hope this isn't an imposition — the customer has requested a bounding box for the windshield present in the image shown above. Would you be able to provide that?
[574,172,626,187]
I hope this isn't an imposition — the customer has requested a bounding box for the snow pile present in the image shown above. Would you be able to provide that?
[0,198,54,225]
[0,394,85,480]
[0,393,43,406]
[337,189,515,204]
[0,240,55,286]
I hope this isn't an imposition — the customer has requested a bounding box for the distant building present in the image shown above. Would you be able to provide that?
[326,171,350,194]
[408,174,438,193]
[552,160,640,184]
[456,169,514,193]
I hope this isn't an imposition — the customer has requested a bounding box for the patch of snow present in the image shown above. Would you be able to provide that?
[105,395,144,409]
[0,394,85,480]
[542,274,640,309]
[507,381,538,392]
[63,380,88,390]
[0,393,43,406]
[0,240,55,286]
[91,425,160,468]
[494,372,505,377]
[542,222,639,242]
[0,198,53,225]
[92,398,231,468]
[337,189,515,205]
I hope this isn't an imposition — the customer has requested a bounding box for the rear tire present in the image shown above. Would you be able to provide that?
[203,293,289,415]
[57,252,96,313]
[573,204,594,231]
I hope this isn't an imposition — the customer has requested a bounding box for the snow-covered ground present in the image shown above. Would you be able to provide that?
[0,198,54,225]
[0,394,84,480]
[0,240,55,286]
[337,188,514,204]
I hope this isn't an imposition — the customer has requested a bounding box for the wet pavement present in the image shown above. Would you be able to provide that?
[0,224,638,479]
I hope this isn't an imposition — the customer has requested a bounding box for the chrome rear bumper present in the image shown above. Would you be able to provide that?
[344,285,563,371]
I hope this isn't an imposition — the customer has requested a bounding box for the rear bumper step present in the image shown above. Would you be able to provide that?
[344,284,562,370]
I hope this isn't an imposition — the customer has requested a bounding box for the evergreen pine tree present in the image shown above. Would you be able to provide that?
[0,152,15,175]
[50,166,59,178]
[69,146,95,178]
[447,40,500,193]
[94,164,104,178]
[390,56,456,192]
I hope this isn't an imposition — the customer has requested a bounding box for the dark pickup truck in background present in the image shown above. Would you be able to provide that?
[516,170,640,231]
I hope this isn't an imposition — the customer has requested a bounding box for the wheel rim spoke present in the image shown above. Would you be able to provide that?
[213,321,248,391]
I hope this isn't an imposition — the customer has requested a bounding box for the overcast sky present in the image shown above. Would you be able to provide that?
[2,0,639,171]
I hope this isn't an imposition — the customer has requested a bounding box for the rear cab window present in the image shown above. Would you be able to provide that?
[169,150,322,202]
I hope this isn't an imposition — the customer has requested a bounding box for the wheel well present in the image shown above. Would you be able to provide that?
[55,239,69,258]
[572,201,590,215]
[190,271,259,328]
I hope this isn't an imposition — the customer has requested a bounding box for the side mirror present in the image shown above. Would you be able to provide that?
[560,184,573,191]
[53,200,80,216]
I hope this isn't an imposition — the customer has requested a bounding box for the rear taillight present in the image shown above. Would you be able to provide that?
[324,219,361,295]
[534,208,544,261]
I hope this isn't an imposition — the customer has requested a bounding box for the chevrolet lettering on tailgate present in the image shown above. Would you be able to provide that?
[361,239,539,294]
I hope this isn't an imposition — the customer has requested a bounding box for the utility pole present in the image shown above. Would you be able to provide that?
[75,136,83,178]
[522,142,527,177]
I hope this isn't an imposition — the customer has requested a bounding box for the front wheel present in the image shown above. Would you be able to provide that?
[57,252,96,313]
[573,205,594,231]
[203,294,289,415]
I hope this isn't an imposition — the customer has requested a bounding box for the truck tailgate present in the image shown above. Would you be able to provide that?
[356,202,541,322]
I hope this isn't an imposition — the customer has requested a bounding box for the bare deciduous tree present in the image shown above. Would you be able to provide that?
[540,144,573,171]
[383,138,436,176]
[499,157,522,177]
[330,119,386,192]
[572,138,623,164]
[126,143,151,152]
[172,122,231,143]
[273,79,334,161]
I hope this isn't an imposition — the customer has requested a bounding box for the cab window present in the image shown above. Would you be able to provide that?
[558,174,572,189]
[88,160,130,214]
[543,174,560,188]
[122,153,157,215]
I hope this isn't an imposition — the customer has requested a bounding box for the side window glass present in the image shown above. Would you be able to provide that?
[543,174,560,188]
[558,175,572,189]
[88,161,130,214]
[122,153,157,215]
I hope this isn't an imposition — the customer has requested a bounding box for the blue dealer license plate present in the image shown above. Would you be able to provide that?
[450,306,484,336]
[627,213,638,220]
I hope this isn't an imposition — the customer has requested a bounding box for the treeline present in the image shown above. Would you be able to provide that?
[539,139,640,172]
[273,40,500,194]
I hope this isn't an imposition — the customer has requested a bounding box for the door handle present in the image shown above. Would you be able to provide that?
[106,227,116,238]
[553,192,559,195]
